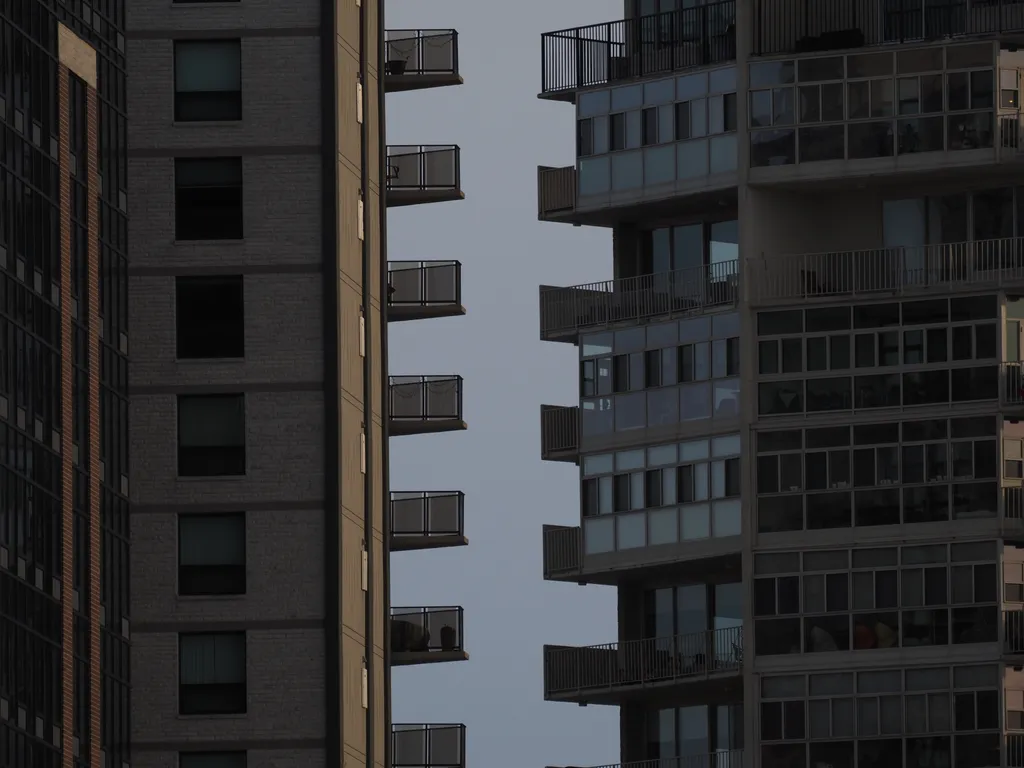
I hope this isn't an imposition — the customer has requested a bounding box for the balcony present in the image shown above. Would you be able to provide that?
[540,405,579,463]
[389,375,466,436]
[387,146,464,207]
[542,520,741,586]
[537,166,577,222]
[749,238,1024,306]
[384,30,462,93]
[549,754,744,768]
[388,260,465,322]
[391,606,467,665]
[543,626,743,704]
[543,525,582,580]
[390,491,467,552]
[1007,609,1024,655]
[393,724,467,768]
[753,0,1024,57]
[540,4,737,102]
[1005,363,1024,410]
[540,262,739,342]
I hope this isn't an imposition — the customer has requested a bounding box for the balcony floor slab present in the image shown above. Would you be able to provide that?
[386,73,464,93]
[390,419,467,437]
[390,534,469,552]
[388,303,466,322]
[387,189,465,207]
[392,650,470,666]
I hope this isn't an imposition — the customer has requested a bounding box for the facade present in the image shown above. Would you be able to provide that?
[124,3,466,768]
[537,2,1024,768]
[0,3,131,768]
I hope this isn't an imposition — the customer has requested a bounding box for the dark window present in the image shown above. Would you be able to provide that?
[178,394,246,477]
[179,632,246,715]
[174,40,242,121]
[175,158,243,240]
[180,754,246,768]
[642,107,658,145]
[610,113,626,150]
[176,276,245,359]
[577,118,594,156]
[675,101,690,140]
[178,513,246,596]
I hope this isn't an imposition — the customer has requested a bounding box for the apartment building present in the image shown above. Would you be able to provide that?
[124,0,467,767]
[538,1,1024,767]
[0,2,131,768]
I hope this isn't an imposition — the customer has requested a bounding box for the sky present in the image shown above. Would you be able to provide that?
[385,1,623,766]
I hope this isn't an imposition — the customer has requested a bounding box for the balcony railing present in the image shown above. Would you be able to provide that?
[540,261,739,340]
[387,145,461,192]
[1004,363,1024,408]
[541,4,737,97]
[540,405,579,461]
[544,626,742,698]
[750,237,1024,304]
[753,0,1024,57]
[391,491,465,541]
[538,166,576,219]
[557,753,745,768]
[543,525,582,579]
[385,30,459,77]
[388,260,463,320]
[391,606,465,655]
[393,724,467,768]
[389,375,464,425]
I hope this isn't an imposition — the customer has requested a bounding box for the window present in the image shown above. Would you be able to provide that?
[177,394,246,477]
[174,40,242,122]
[176,276,244,359]
[175,157,243,241]
[180,753,246,768]
[178,513,246,596]
[179,632,246,715]
[578,118,594,157]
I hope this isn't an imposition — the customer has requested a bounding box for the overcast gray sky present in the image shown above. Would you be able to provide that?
[385,1,622,766]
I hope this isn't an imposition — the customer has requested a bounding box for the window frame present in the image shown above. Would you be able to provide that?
[174,157,244,241]
[173,39,243,122]
[178,631,248,716]
[177,512,247,597]
[177,393,247,478]
[175,275,245,360]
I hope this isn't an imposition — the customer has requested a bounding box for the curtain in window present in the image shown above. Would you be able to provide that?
[176,42,241,94]
[176,158,243,189]
[180,515,244,566]
[180,633,245,685]
[179,396,245,448]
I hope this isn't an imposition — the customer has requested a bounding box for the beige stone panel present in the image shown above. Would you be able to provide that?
[58,24,96,87]
[341,512,367,637]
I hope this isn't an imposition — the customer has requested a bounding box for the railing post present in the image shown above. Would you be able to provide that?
[574,29,583,91]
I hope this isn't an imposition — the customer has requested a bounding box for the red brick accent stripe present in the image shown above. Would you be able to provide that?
[56,62,74,768]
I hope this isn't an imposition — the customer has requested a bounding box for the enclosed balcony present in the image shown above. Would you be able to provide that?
[393,724,467,768]
[537,166,577,222]
[749,238,1024,306]
[389,375,466,436]
[543,626,743,705]
[540,405,579,463]
[540,4,737,102]
[753,0,1024,57]
[540,262,739,342]
[384,30,463,93]
[391,606,467,665]
[387,145,463,207]
[388,260,465,322]
[390,491,467,552]
[542,521,742,586]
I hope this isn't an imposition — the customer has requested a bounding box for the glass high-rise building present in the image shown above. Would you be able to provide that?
[0,3,130,768]
[538,2,1024,767]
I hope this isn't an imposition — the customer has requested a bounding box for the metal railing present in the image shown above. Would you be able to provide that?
[1009,734,1024,767]
[538,166,576,218]
[540,261,739,339]
[392,724,466,768]
[540,405,579,459]
[389,375,463,423]
[560,753,745,768]
[753,0,1024,56]
[387,145,461,192]
[750,237,1024,304]
[1005,363,1024,408]
[541,4,737,96]
[543,525,582,578]
[1000,113,1023,153]
[391,491,465,540]
[544,626,742,696]
[391,606,464,654]
[388,260,462,309]
[385,30,459,76]
[1005,486,1024,520]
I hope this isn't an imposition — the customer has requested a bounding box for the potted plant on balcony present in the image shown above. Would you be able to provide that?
[386,58,407,76]
[439,623,457,652]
